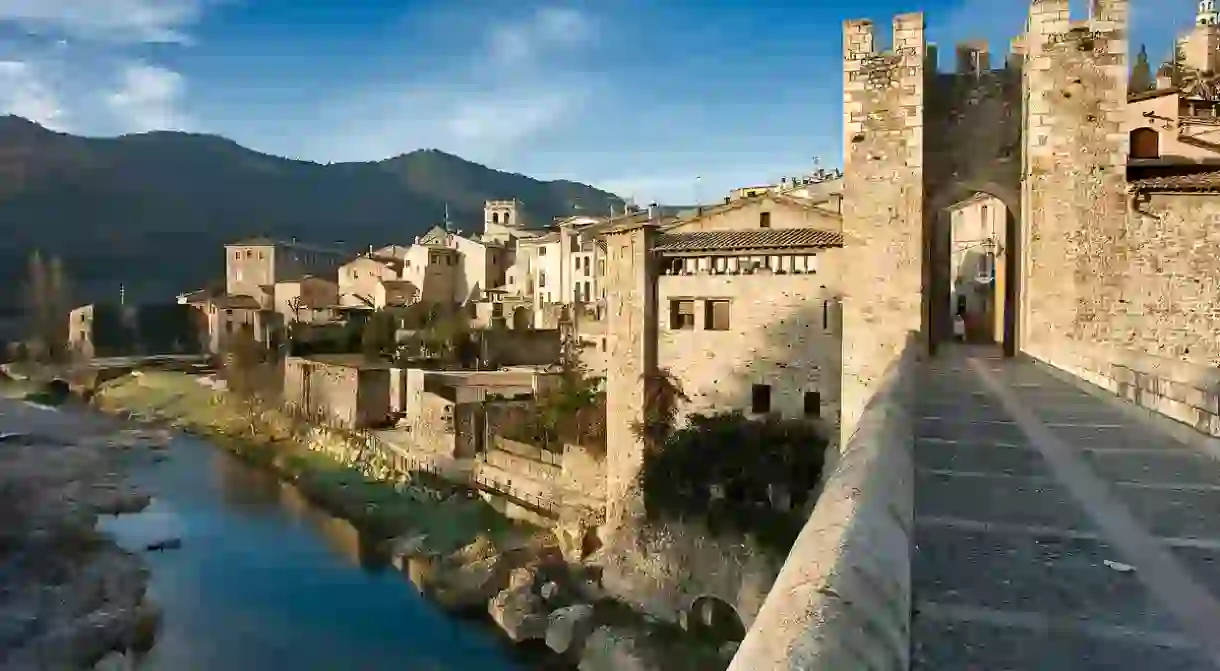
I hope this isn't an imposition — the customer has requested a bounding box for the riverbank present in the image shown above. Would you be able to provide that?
[87,370,730,670]
[0,403,160,669]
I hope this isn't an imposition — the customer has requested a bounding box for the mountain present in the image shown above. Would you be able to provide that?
[0,115,624,315]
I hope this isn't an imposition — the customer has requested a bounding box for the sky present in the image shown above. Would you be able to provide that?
[0,0,1198,205]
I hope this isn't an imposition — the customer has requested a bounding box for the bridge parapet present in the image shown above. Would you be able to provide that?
[728,343,916,671]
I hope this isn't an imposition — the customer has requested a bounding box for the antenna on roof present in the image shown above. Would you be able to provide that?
[444,203,451,232]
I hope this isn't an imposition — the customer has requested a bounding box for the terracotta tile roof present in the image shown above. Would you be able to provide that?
[210,294,262,309]
[1128,88,1179,103]
[1129,168,1220,192]
[654,228,843,252]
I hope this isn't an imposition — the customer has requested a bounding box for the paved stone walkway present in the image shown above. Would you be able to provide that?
[912,349,1220,670]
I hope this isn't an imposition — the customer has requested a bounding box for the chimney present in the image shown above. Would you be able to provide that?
[647,203,660,221]
[368,244,373,255]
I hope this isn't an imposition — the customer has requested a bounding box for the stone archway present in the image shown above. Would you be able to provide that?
[925,181,1022,359]
[511,306,531,330]
[684,595,745,644]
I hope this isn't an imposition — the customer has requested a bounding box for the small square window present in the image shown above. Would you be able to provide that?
[804,391,821,417]
[705,300,730,331]
[751,384,771,414]
[669,300,695,329]
[759,212,772,228]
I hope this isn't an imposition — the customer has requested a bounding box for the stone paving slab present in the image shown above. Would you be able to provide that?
[915,439,1049,477]
[912,613,1214,671]
[912,349,1220,671]
[1107,486,1220,540]
[916,470,1098,531]
[913,526,1184,632]
[1082,449,1220,488]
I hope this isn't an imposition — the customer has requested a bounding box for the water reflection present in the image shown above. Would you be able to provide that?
[99,432,524,671]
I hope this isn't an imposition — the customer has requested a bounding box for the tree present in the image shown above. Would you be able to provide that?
[1130,44,1154,94]
[22,250,71,362]
[361,309,397,360]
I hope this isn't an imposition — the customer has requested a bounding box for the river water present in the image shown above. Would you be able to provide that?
[5,400,527,671]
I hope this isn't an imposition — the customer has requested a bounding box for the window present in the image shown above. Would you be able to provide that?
[751,384,771,414]
[225,321,234,334]
[258,251,264,260]
[225,309,233,316]
[571,236,580,253]
[583,257,590,276]
[705,299,730,330]
[804,391,821,417]
[670,299,695,329]
[245,249,253,259]
[759,212,771,228]
[1129,127,1160,159]
[492,212,500,224]
[598,260,605,276]
[539,271,547,287]
[503,212,511,225]
[538,246,547,256]
[583,281,591,300]
[492,303,504,317]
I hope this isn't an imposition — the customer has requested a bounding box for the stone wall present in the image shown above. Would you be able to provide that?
[283,357,391,429]
[924,46,1022,349]
[657,271,841,438]
[481,328,561,367]
[561,443,606,501]
[839,12,926,444]
[1020,0,1129,373]
[1050,191,1220,435]
[602,224,657,530]
[728,338,915,671]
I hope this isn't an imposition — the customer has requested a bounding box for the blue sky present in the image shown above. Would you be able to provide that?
[0,0,1196,204]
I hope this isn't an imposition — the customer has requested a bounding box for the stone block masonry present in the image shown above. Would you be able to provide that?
[1020,0,1129,374]
[840,12,925,445]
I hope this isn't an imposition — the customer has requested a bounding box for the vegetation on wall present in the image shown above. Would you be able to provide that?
[496,328,606,454]
[638,410,830,554]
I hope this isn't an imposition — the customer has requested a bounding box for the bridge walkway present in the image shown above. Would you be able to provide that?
[912,348,1220,670]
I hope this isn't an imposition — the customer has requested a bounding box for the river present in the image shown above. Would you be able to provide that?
[3,399,531,671]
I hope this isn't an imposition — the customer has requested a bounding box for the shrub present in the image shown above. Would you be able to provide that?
[638,412,830,553]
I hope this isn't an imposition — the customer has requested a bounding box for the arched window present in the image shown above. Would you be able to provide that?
[503,211,511,226]
[491,212,500,224]
[1129,127,1160,159]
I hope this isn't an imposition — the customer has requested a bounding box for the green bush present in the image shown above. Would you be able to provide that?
[639,412,829,553]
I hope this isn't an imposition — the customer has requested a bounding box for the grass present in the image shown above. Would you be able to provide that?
[92,371,525,555]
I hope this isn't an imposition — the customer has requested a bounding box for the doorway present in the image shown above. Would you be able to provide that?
[928,191,1020,358]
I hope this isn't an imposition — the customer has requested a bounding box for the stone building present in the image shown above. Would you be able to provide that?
[224,237,346,308]
[282,355,393,429]
[273,276,339,325]
[338,246,407,308]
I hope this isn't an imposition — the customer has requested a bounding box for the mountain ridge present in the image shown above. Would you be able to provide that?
[0,116,624,315]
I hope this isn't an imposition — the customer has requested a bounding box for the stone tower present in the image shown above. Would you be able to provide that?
[839,13,926,444]
[1178,0,1220,72]
[1020,0,1129,373]
[484,199,526,240]
[601,223,658,531]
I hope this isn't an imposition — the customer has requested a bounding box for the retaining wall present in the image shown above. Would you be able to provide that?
[728,347,915,670]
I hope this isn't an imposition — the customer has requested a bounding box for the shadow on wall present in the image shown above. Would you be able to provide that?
[729,331,919,670]
[600,299,842,643]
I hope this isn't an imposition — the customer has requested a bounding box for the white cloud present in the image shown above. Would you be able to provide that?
[106,63,189,131]
[487,7,592,68]
[0,60,68,129]
[0,0,209,43]
[306,6,598,162]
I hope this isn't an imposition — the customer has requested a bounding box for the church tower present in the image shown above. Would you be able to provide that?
[1200,0,1218,25]
[1178,0,1220,74]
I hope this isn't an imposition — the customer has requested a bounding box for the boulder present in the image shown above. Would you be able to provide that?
[387,533,430,561]
[488,585,549,643]
[540,581,561,603]
[431,554,510,611]
[545,603,596,655]
[578,625,654,671]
